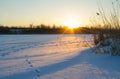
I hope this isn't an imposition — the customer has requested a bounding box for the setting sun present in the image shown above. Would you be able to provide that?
[65,19,80,29]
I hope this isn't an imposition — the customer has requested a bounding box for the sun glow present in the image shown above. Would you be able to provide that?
[65,19,80,29]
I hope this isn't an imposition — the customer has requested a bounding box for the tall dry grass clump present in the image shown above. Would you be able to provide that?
[92,0,120,56]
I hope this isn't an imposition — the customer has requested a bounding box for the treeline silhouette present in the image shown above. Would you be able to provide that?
[0,24,92,34]
[0,24,120,34]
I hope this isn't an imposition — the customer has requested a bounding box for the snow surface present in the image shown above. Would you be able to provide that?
[0,34,120,79]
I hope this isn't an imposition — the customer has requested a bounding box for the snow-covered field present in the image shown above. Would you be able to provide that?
[0,34,120,79]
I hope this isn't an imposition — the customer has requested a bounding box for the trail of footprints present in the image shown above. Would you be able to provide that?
[0,42,45,57]
[25,56,41,78]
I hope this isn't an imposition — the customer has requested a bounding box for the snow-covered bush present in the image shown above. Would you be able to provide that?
[94,35,120,56]
[110,39,120,56]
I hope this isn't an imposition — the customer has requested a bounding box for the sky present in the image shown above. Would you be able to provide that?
[0,0,114,26]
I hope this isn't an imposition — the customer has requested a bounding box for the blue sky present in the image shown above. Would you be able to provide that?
[0,0,113,26]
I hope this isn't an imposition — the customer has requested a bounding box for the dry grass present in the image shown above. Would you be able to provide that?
[91,0,120,56]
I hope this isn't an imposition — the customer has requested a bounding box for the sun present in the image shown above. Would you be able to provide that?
[65,19,80,29]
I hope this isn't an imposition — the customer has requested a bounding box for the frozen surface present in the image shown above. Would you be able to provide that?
[0,34,120,79]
